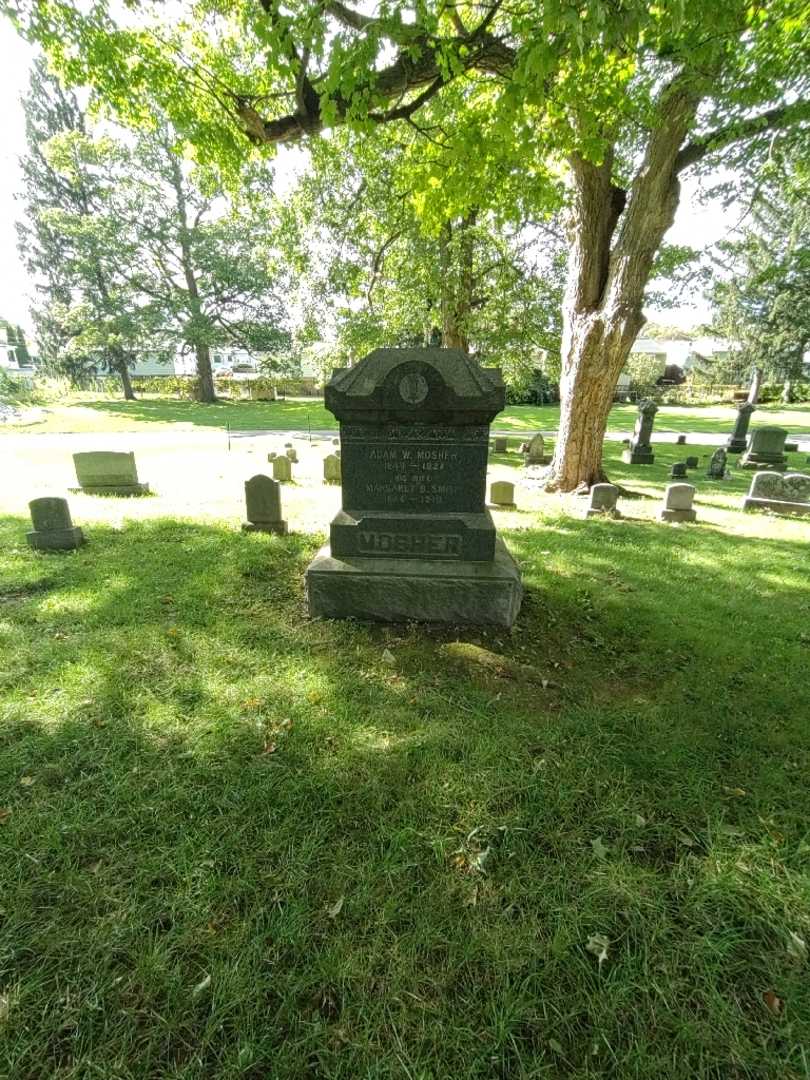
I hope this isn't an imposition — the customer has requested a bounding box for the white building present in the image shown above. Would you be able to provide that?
[628,335,737,375]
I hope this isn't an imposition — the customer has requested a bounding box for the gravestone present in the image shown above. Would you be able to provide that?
[670,462,688,480]
[27,497,84,551]
[524,433,546,465]
[242,475,287,534]
[706,447,727,479]
[489,481,516,509]
[740,427,788,471]
[685,455,699,469]
[726,401,755,453]
[267,451,277,462]
[621,399,658,464]
[742,471,810,516]
[272,455,292,483]
[286,447,298,463]
[72,451,149,495]
[332,438,340,446]
[323,453,342,485]
[659,483,697,523]
[785,441,798,452]
[493,436,508,454]
[676,435,687,445]
[585,483,620,519]
[305,347,522,627]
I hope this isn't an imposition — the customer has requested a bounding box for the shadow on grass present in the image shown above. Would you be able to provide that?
[82,396,335,432]
[1,514,809,1078]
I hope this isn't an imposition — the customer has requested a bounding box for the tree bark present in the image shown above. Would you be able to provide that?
[546,79,701,491]
[195,343,216,403]
[439,212,476,350]
[112,348,136,400]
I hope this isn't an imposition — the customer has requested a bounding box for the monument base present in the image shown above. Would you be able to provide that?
[658,508,697,523]
[621,449,654,465]
[241,520,288,534]
[70,483,150,496]
[742,497,810,517]
[585,508,621,519]
[726,437,747,453]
[27,526,84,551]
[305,536,523,628]
[739,455,787,471]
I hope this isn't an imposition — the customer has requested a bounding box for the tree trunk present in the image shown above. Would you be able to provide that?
[112,349,136,400]
[545,78,700,491]
[195,343,216,403]
[439,212,476,350]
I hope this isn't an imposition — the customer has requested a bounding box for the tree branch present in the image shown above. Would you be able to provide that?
[675,99,810,173]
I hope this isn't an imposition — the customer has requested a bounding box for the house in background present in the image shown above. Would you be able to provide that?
[0,326,35,378]
[626,335,737,379]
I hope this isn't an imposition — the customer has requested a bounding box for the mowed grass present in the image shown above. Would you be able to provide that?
[1,442,810,1078]
[4,391,810,436]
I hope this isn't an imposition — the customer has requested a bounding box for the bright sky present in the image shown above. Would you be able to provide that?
[0,17,737,341]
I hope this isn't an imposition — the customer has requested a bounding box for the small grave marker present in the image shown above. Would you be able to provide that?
[659,483,697,523]
[242,475,287,534]
[27,497,84,551]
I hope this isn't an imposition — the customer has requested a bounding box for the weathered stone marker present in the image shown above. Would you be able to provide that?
[523,433,546,465]
[272,455,292,483]
[242,475,287,534]
[785,440,798,453]
[267,451,277,462]
[670,462,688,480]
[493,436,508,454]
[742,471,810,516]
[27,497,84,551]
[72,451,149,495]
[306,347,522,626]
[676,434,687,445]
[726,402,755,453]
[706,447,728,479]
[285,447,298,463]
[323,453,342,486]
[740,427,788,471]
[659,483,697,523]
[585,483,620,518]
[685,456,699,469]
[489,480,516,509]
[621,399,658,464]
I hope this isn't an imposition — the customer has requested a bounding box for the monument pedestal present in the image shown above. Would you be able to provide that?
[27,525,84,551]
[70,483,150,496]
[621,448,654,465]
[306,537,522,628]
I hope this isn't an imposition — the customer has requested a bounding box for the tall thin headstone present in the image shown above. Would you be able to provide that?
[305,348,522,626]
[621,400,658,464]
[726,402,755,453]
[27,497,84,551]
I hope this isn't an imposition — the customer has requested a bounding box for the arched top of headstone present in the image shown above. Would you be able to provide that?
[325,347,504,424]
[638,398,659,416]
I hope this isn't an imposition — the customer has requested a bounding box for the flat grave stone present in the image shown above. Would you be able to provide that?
[489,480,516,509]
[272,456,292,483]
[306,347,522,627]
[742,471,810,516]
[27,497,84,551]
[242,474,287,534]
[72,451,149,495]
[585,483,620,519]
[659,483,697,523]
[323,453,342,485]
[740,427,788,471]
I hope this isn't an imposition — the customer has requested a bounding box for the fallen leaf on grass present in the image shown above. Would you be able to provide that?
[548,1038,564,1055]
[0,809,10,824]
[327,895,345,919]
[787,932,807,964]
[19,776,35,787]
[262,741,277,755]
[763,990,782,1016]
[193,973,211,996]
[634,814,646,827]
[591,837,609,859]
[676,830,695,847]
[723,786,747,797]
[586,934,610,966]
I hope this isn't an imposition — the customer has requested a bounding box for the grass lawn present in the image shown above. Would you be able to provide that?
[1,433,809,1077]
[4,392,810,436]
